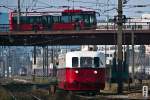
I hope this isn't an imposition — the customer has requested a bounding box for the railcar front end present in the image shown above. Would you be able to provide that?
[57,68,105,91]
[57,51,106,92]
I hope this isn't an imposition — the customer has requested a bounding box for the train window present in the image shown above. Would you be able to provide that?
[138,25,142,29]
[94,57,99,68]
[61,15,70,23]
[80,57,92,68]
[72,57,78,67]
[12,17,17,23]
[132,25,136,30]
[72,14,82,22]
[21,16,28,24]
[127,25,131,28]
[83,15,90,26]
[53,16,60,23]
[90,15,95,24]
[47,16,53,24]
[105,54,109,57]
[29,16,37,24]
[110,54,113,57]
[42,16,47,25]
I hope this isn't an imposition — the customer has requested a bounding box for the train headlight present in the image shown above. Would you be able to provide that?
[94,70,98,74]
[75,70,79,74]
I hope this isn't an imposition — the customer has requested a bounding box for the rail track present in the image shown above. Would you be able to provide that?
[30,94,42,100]
[1,79,150,100]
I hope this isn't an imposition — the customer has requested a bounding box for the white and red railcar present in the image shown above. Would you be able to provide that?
[57,51,106,92]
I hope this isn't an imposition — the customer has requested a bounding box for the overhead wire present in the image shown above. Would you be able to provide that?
[0,0,149,20]
[0,0,149,12]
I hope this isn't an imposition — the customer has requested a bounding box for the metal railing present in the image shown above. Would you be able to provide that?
[97,22,150,30]
[0,22,150,32]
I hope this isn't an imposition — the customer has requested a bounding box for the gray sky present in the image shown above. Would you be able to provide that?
[0,0,150,19]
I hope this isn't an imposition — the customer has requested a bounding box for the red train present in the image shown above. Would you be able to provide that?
[57,51,106,94]
[9,9,96,31]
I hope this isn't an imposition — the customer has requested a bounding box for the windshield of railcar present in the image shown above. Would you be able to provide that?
[80,57,102,68]
[83,13,96,27]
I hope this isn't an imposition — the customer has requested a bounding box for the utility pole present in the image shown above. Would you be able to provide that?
[126,45,130,91]
[131,30,135,82]
[33,46,36,64]
[117,0,123,93]
[17,0,21,30]
[51,46,55,77]
[43,46,48,78]
[46,46,49,77]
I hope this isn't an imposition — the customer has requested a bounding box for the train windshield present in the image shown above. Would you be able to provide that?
[80,57,102,68]
[80,57,92,68]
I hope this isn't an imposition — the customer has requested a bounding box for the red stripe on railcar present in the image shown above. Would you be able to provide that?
[57,68,105,91]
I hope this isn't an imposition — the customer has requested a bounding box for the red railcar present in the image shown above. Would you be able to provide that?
[57,51,106,93]
[9,9,96,31]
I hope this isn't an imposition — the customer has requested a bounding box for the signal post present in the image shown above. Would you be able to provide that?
[117,0,123,94]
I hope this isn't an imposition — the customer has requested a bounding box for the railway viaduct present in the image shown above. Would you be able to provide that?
[0,29,150,45]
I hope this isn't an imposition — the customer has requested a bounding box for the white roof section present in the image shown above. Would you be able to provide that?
[12,12,62,17]
[66,51,103,58]
[58,51,106,68]
[65,51,105,68]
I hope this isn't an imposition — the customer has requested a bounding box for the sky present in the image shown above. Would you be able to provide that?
[0,0,150,20]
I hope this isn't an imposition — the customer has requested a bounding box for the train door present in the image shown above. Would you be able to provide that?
[42,15,53,30]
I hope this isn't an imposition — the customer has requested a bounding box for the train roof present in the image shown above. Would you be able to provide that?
[58,51,105,68]
[62,10,95,15]
[65,51,104,58]
[11,11,62,17]
[63,9,82,13]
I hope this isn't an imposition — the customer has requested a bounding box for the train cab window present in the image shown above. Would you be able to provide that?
[89,15,95,24]
[105,54,109,57]
[72,57,78,67]
[83,14,96,27]
[94,57,99,68]
[80,57,92,68]
[84,15,90,26]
